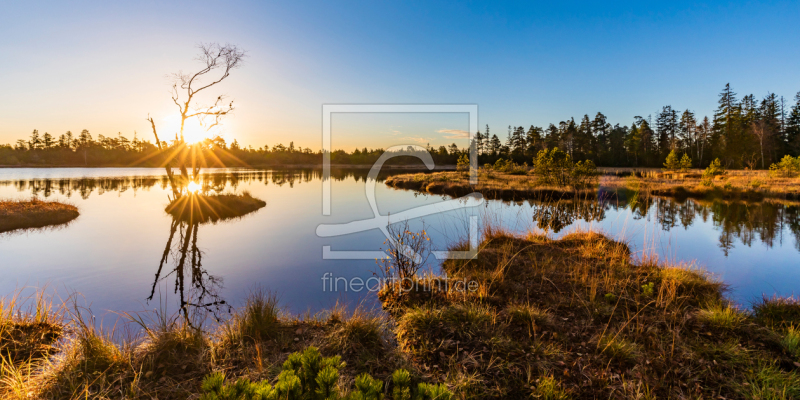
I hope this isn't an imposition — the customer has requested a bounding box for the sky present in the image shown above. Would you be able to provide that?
[1,1,799,151]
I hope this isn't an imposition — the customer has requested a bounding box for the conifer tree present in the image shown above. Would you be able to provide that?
[786,92,800,156]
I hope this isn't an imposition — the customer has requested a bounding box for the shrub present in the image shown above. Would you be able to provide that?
[750,179,763,189]
[769,155,800,178]
[533,147,598,188]
[485,158,526,174]
[703,158,726,178]
[456,154,470,173]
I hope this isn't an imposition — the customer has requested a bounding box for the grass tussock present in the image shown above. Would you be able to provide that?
[165,191,266,224]
[0,198,79,233]
[322,306,389,368]
[219,289,281,346]
[754,296,800,328]
[697,301,748,330]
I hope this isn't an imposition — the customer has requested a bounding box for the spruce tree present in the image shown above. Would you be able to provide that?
[786,92,800,156]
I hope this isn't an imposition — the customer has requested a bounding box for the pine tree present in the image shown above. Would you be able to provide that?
[663,149,680,171]
[678,110,696,156]
[785,92,800,157]
[525,125,543,157]
[625,123,642,166]
[43,132,54,149]
[29,129,42,150]
[714,83,744,165]
[489,134,501,155]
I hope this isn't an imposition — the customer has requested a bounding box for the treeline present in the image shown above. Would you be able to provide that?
[478,84,800,169]
[3,84,799,169]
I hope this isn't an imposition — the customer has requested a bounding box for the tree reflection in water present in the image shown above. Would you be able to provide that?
[529,194,800,256]
[146,187,267,325]
[148,216,228,325]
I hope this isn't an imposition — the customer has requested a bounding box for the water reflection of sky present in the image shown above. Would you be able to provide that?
[1,168,797,327]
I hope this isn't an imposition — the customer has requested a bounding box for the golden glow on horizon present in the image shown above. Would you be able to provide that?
[161,115,221,145]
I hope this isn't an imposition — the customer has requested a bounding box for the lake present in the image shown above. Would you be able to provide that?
[1,168,798,326]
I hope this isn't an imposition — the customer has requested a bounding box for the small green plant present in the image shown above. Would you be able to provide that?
[723,181,733,190]
[769,155,800,178]
[533,376,569,400]
[597,334,640,364]
[703,158,726,178]
[749,179,763,189]
[701,177,714,187]
[783,325,800,359]
[641,282,654,298]
[698,302,747,330]
[741,362,800,400]
[456,154,470,174]
[200,347,454,400]
[604,293,617,304]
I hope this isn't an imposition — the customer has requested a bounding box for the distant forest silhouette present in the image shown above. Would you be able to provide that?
[3,84,800,169]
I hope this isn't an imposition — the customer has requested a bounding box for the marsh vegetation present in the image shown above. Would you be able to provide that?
[0,198,79,233]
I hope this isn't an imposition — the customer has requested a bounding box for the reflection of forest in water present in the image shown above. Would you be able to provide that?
[0,169,389,199]
[525,195,800,255]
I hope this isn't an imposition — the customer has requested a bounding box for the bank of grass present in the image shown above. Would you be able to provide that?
[603,168,800,202]
[4,231,800,399]
[0,198,79,233]
[385,168,800,203]
[379,227,800,399]
[385,171,597,201]
[165,191,267,224]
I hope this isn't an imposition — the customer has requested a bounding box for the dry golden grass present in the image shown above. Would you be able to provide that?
[602,168,800,202]
[385,168,800,203]
[385,170,597,201]
[0,198,79,233]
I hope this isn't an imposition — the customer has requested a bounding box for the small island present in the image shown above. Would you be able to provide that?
[0,198,79,233]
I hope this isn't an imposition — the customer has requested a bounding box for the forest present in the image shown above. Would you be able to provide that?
[2,84,799,169]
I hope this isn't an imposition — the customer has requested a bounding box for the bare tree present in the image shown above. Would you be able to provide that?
[751,120,769,169]
[147,43,246,196]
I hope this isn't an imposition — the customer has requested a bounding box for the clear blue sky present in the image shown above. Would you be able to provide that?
[1,1,798,151]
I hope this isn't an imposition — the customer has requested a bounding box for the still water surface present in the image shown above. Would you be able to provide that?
[1,168,798,324]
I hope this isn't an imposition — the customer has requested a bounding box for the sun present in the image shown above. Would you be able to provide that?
[187,181,202,193]
[183,127,208,144]
[161,115,211,144]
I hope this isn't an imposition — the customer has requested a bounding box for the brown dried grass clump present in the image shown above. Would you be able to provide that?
[0,198,79,233]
